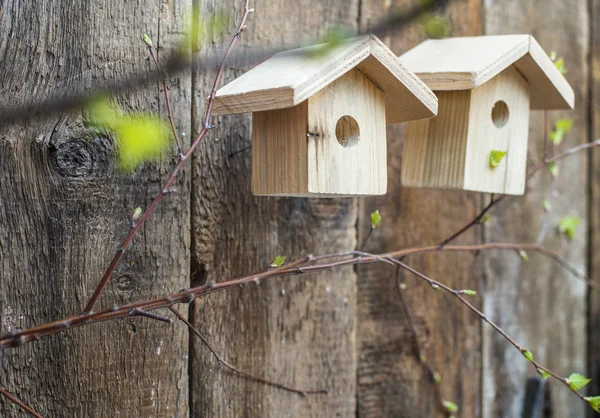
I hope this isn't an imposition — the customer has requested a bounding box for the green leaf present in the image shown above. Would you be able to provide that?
[132,207,143,221]
[489,150,507,168]
[558,216,580,239]
[87,97,120,129]
[443,401,459,414]
[418,14,451,39]
[567,373,591,391]
[519,250,529,262]
[143,34,153,48]
[481,215,491,223]
[87,98,171,172]
[543,200,552,211]
[522,350,534,362]
[554,56,567,75]
[113,114,171,172]
[549,118,573,145]
[463,289,477,296]
[371,210,382,229]
[431,284,440,291]
[588,396,600,413]
[549,162,559,177]
[538,368,550,380]
[271,255,287,268]
[433,372,441,383]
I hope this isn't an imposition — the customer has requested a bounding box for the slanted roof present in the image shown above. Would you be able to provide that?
[212,34,438,124]
[399,35,574,110]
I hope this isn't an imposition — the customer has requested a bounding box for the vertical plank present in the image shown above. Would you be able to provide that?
[0,1,191,416]
[357,1,483,417]
[588,0,600,415]
[190,0,359,416]
[483,2,589,417]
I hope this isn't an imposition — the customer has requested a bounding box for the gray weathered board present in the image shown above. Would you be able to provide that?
[0,0,594,417]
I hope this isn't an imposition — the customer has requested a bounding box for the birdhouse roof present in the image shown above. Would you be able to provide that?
[399,35,574,110]
[212,34,438,124]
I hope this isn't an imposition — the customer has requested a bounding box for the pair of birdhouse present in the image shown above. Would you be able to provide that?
[213,34,574,197]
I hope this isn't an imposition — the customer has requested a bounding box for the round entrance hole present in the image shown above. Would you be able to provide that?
[335,115,360,148]
[491,100,509,128]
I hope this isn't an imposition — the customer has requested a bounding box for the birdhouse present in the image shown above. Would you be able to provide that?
[399,35,575,195]
[212,34,438,197]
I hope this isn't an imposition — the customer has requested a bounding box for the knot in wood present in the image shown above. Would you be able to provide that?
[54,141,94,178]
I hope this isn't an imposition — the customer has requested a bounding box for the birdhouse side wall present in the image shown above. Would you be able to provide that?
[251,103,309,196]
[306,68,387,195]
[463,66,530,195]
[401,90,472,189]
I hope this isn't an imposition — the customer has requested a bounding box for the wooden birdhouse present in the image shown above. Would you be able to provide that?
[399,35,575,195]
[212,34,438,197]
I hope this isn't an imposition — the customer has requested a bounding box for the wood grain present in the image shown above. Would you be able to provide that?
[357,1,483,417]
[463,65,530,195]
[0,1,191,417]
[252,69,387,197]
[399,34,574,109]
[190,0,359,416]
[483,1,589,417]
[588,0,600,416]
[307,68,387,196]
[212,34,437,124]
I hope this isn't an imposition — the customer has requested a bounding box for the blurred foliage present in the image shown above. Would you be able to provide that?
[549,118,573,145]
[305,28,354,59]
[87,98,171,172]
[418,13,451,39]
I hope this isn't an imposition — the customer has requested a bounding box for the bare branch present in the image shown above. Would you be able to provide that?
[169,307,327,396]
[0,387,43,418]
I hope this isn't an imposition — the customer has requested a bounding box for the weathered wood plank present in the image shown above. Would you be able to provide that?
[190,0,359,416]
[0,1,191,416]
[483,2,589,417]
[588,0,600,416]
[357,1,483,417]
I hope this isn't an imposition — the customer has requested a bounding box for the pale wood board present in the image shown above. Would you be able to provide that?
[402,90,471,190]
[191,0,359,416]
[212,34,437,124]
[252,102,309,196]
[357,0,483,416]
[483,1,589,417]
[0,1,191,416]
[463,65,530,195]
[307,68,387,195]
[399,34,574,110]
[252,68,387,197]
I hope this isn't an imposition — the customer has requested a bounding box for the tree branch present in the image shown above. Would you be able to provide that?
[0,387,43,418]
[169,307,327,396]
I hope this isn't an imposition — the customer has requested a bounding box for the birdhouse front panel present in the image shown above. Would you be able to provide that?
[307,69,387,196]
[463,65,530,195]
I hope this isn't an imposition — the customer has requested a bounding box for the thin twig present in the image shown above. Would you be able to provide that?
[169,307,326,396]
[146,43,183,156]
[390,257,589,405]
[2,242,595,350]
[438,194,497,248]
[82,0,254,314]
[0,387,43,418]
[395,267,449,416]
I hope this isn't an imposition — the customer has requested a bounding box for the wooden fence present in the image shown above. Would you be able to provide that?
[0,0,597,416]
